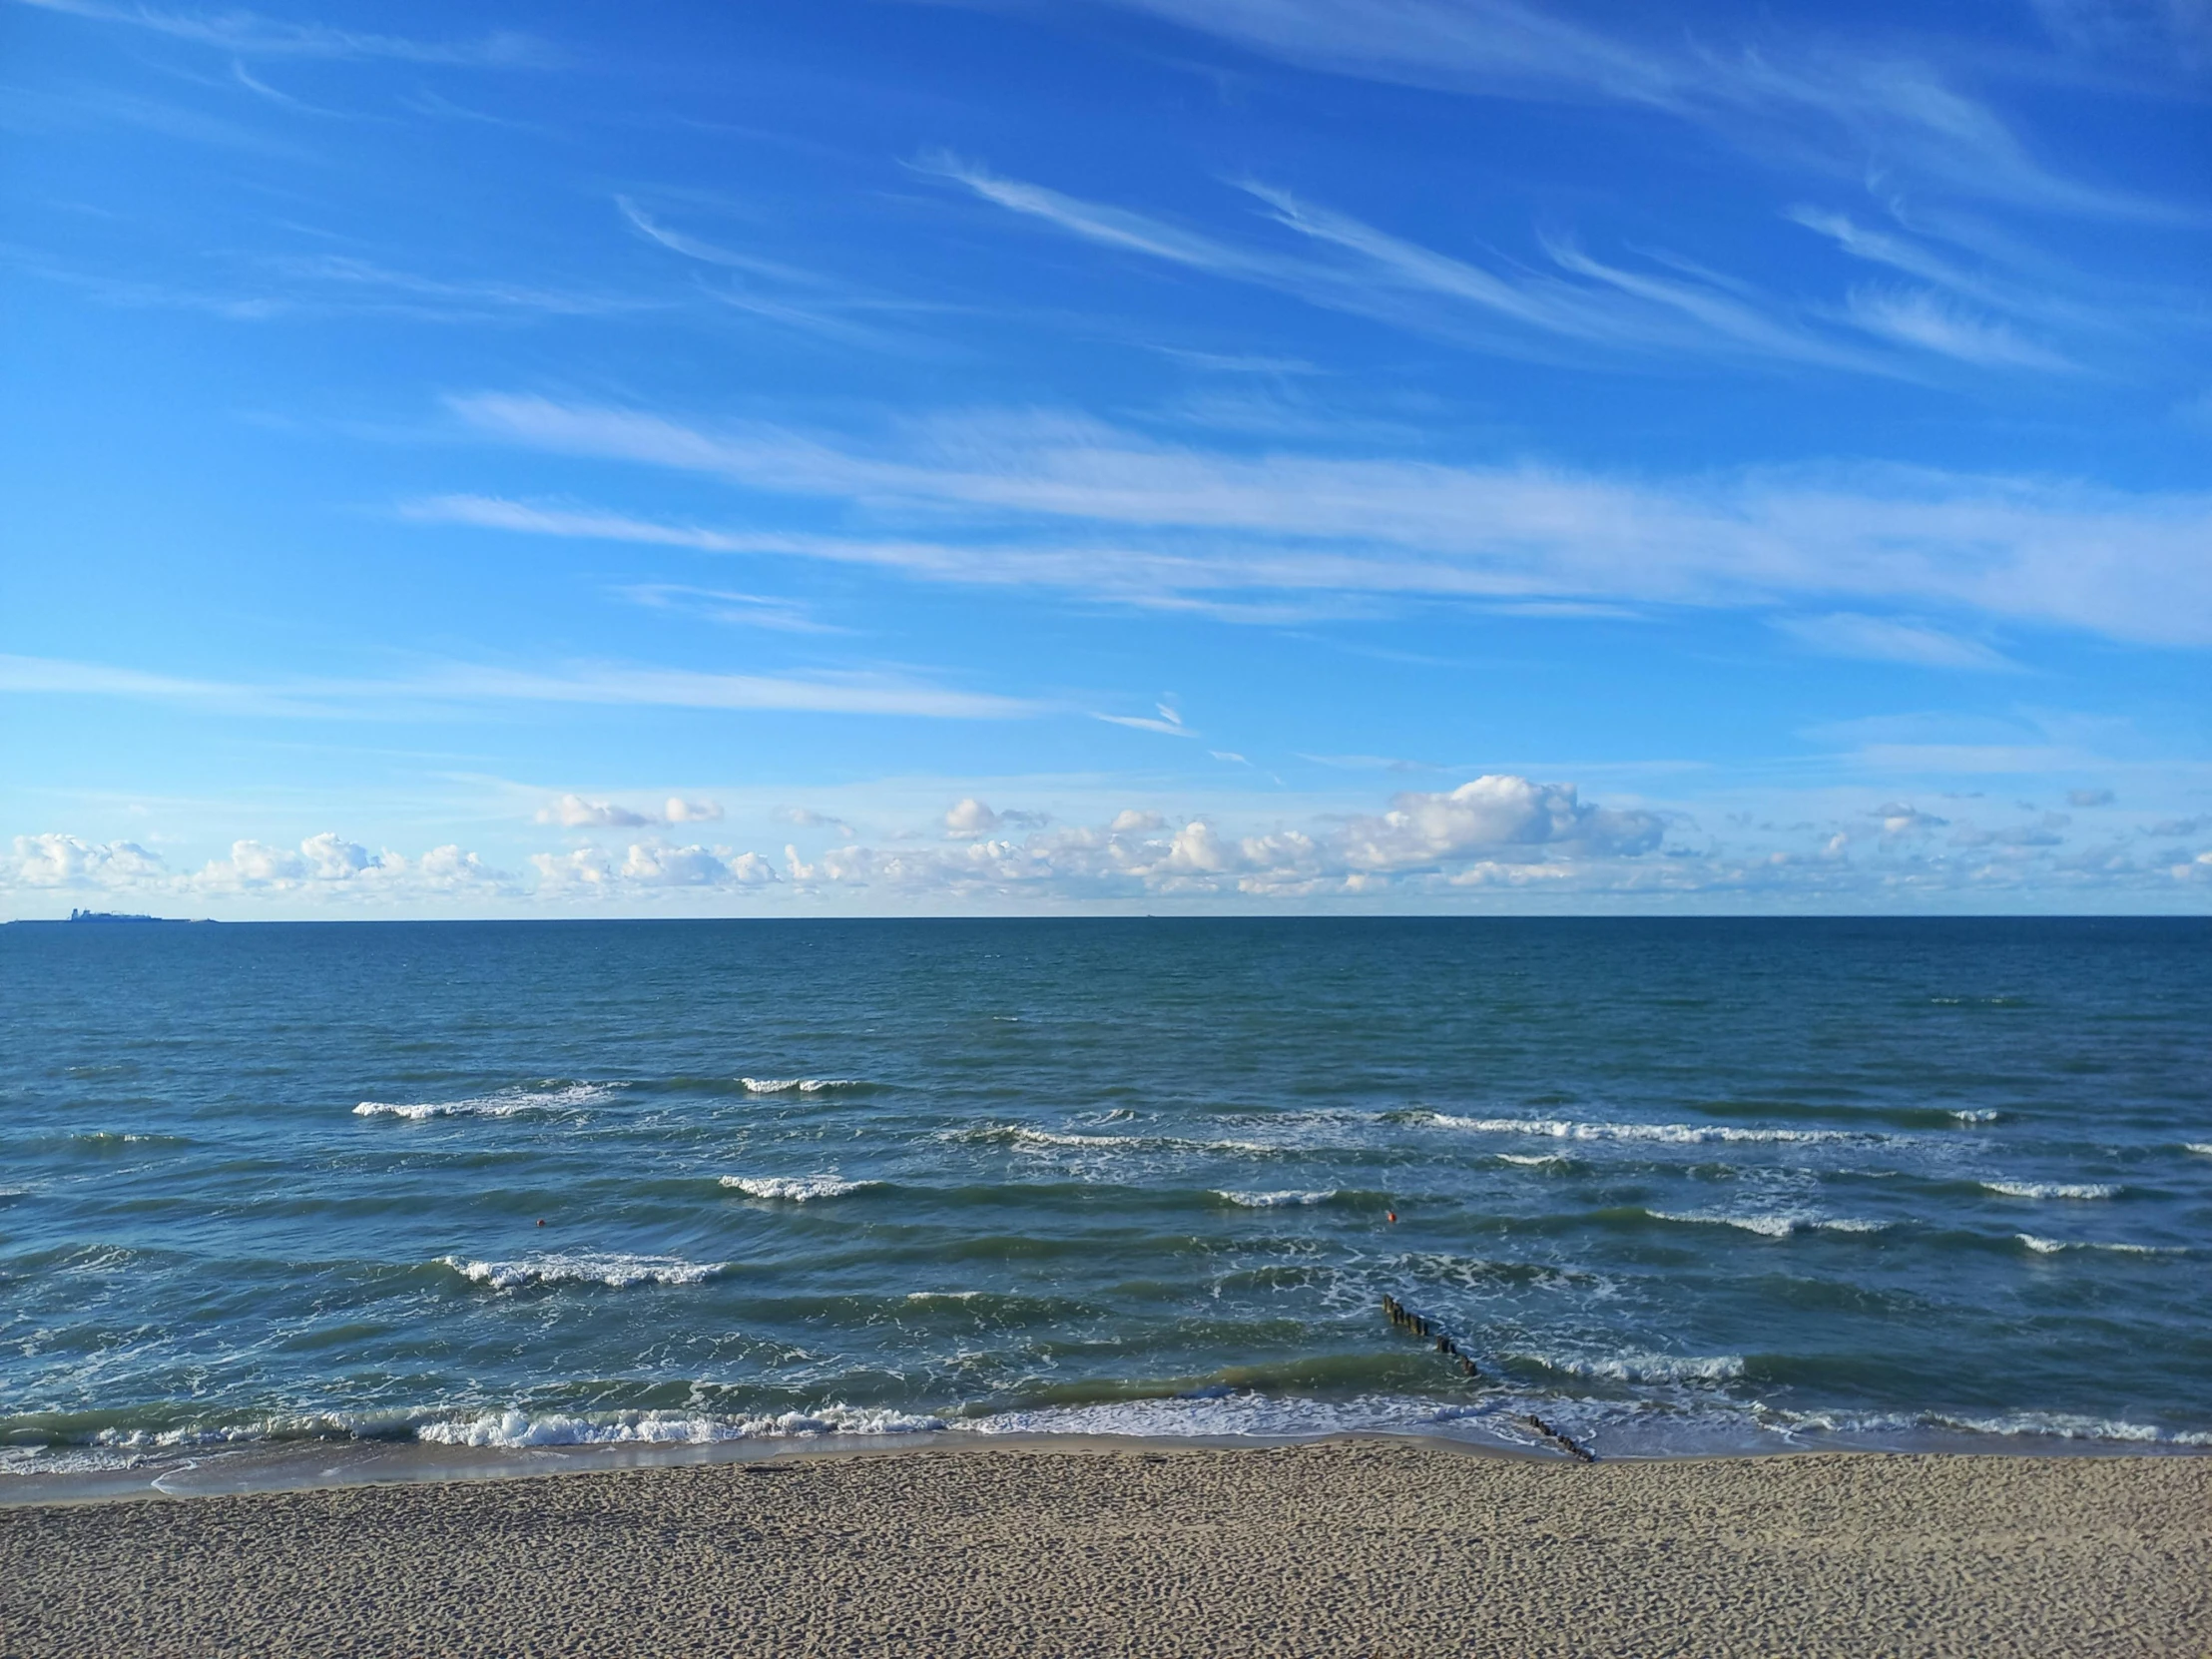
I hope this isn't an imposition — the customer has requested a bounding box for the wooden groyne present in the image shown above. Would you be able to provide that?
[1380,1294,1597,1462]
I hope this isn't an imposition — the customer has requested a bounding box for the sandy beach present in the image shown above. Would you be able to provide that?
[7,1439,2209,1656]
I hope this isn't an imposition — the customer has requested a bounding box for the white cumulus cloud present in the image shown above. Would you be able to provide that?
[530,839,777,893]
[943,798,1001,837]
[537,794,656,829]
[9,833,170,888]
[4,830,509,905]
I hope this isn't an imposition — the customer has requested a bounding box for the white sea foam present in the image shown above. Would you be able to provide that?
[740,1077,860,1094]
[2184,1143,2212,1157]
[1649,1210,1888,1238]
[1651,1209,1800,1239]
[720,1175,875,1202]
[72,1410,419,1456]
[905,1290,985,1303]
[1497,1153,1569,1167]
[2016,1234,2178,1256]
[354,1082,616,1120]
[1920,1410,2212,1446]
[951,1125,1275,1157]
[0,1444,157,1474]
[998,1127,1144,1149]
[416,1404,943,1448]
[1215,1189,1335,1208]
[1981,1180,2118,1200]
[1529,1351,1748,1384]
[957,1390,1486,1443]
[441,1253,723,1290]
[1429,1113,1875,1145]
[1949,1109,2001,1124]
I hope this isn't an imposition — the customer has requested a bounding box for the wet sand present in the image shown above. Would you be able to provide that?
[7,1439,2209,1657]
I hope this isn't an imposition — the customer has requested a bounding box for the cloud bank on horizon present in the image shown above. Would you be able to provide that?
[2,0,2207,915]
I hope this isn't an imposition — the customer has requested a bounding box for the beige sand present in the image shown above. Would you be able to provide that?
[6,1440,2209,1657]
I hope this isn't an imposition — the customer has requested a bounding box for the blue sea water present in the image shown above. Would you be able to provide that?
[4,917,2208,1484]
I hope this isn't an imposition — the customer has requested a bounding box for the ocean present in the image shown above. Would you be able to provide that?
[4,917,2208,1488]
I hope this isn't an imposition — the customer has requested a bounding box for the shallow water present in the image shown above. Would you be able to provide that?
[4,917,2208,1485]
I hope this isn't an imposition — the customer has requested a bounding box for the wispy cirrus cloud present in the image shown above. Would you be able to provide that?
[1772,613,2021,672]
[616,196,946,349]
[1095,711,1200,738]
[1102,0,2166,218]
[13,0,548,65]
[615,582,839,634]
[10,247,659,325]
[923,157,1897,374]
[425,395,2212,646]
[0,653,1036,721]
[1842,286,2078,370]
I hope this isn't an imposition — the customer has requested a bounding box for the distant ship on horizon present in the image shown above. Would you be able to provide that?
[68,909,218,924]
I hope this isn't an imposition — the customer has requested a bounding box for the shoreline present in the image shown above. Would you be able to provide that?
[9,1438,2208,1656]
[10,1416,2209,1510]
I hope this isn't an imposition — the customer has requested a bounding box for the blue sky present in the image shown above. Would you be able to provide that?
[3,0,2208,916]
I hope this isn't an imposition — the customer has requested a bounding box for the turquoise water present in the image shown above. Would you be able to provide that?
[4,918,2209,1476]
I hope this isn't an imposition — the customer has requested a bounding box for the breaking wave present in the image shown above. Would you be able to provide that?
[1520,1351,1748,1384]
[416,1404,941,1447]
[740,1078,862,1094]
[949,1124,1276,1156]
[354,1083,617,1121]
[1214,1189,1335,1208]
[1980,1181,2119,1200]
[440,1253,724,1290]
[2015,1235,2179,1257]
[1429,1114,1879,1146]
[720,1175,877,1202]
[1648,1210,1887,1238]
[1913,1410,2212,1446]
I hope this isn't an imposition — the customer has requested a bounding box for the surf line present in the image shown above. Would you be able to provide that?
[1380,1294,1597,1463]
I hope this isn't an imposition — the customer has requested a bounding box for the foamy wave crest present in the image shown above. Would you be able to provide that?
[2184,1143,2212,1157]
[1920,1410,2212,1447]
[1525,1351,1748,1384]
[741,1077,861,1094]
[1497,1153,1569,1167]
[354,1082,617,1121]
[2016,1234,2179,1256]
[1430,1114,1874,1145]
[720,1175,876,1202]
[1981,1180,2119,1200]
[416,1404,943,1448]
[1650,1209,1888,1238]
[1215,1189,1335,1208]
[441,1253,723,1290]
[1949,1109,2001,1124]
[959,1391,1465,1442]
[951,1125,1274,1156]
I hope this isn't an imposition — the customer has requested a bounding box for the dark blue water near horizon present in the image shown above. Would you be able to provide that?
[5,916,2209,1481]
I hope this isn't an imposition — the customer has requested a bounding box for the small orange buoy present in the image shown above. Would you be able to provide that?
[1385,1210,1397,1224]
[536,1219,546,1227]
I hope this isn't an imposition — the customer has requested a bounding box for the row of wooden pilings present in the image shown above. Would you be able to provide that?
[1380,1293,1597,1462]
